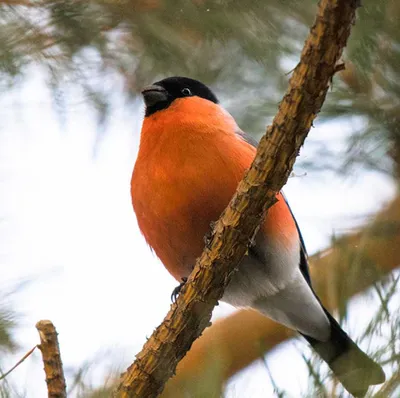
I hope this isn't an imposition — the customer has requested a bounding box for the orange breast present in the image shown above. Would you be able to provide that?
[131,97,298,281]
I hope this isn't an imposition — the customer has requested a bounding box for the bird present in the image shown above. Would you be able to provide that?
[131,76,385,397]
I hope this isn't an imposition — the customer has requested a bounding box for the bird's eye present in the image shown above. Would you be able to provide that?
[181,88,192,96]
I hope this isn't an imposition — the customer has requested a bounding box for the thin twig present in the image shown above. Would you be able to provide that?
[36,320,67,398]
[0,345,37,381]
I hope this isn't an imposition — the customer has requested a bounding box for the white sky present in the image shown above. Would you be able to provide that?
[0,70,396,397]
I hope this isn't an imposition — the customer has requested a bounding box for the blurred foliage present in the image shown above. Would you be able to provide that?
[322,1,400,177]
[0,0,398,177]
[0,308,17,356]
[0,284,20,355]
[0,285,21,398]
[64,351,120,398]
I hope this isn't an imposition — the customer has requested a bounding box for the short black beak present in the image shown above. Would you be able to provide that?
[141,85,168,108]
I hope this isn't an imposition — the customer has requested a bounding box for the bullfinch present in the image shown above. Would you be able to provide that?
[131,76,385,396]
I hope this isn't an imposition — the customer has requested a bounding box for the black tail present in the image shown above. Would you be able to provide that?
[302,308,385,397]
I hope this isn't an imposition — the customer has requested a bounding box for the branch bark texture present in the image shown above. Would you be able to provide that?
[114,0,360,396]
[36,320,67,398]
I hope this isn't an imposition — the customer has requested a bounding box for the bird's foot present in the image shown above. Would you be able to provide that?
[171,277,188,303]
[203,221,216,246]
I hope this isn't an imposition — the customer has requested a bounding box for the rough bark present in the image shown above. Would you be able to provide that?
[36,320,67,398]
[114,1,360,396]
[161,195,400,397]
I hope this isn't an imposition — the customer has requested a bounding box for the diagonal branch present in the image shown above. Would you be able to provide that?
[114,0,360,396]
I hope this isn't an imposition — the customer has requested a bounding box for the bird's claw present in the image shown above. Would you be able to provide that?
[171,277,188,303]
[203,221,216,246]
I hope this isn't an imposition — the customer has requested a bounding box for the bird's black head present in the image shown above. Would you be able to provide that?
[141,76,219,117]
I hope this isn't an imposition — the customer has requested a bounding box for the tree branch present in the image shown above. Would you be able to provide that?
[161,195,400,397]
[114,0,360,396]
[36,320,67,398]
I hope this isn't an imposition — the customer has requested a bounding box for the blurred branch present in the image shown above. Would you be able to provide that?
[113,1,359,397]
[161,195,400,397]
[36,320,67,398]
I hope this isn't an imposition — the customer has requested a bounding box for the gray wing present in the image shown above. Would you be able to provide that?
[235,128,312,286]
[235,128,260,148]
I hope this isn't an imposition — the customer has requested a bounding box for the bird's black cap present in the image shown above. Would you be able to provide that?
[141,76,219,117]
